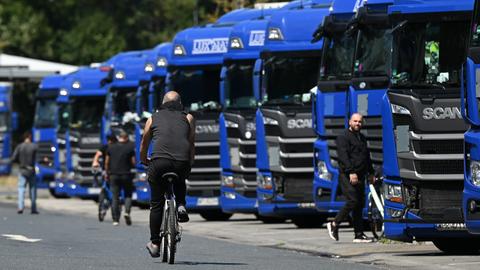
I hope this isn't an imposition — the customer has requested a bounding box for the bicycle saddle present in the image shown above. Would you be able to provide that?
[162,172,179,182]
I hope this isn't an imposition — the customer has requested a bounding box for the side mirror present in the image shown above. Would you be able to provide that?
[219,66,227,107]
[11,112,19,131]
[463,59,480,126]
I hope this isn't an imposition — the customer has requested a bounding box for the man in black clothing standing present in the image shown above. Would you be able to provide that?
[327,113,375,243]
[105,131,135,226]
[140,91,195,257]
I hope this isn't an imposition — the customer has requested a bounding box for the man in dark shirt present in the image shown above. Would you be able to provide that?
[105,131,135,226]
[327,113,375,243]
[11,131,39,214]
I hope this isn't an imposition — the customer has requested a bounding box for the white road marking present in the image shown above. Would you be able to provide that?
[448,262,480,266]
[2,234,42,243]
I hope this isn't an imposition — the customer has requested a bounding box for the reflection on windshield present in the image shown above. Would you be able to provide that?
[263,56,320,104]
[110,88,138,123]
[34,98,57,128]
[0,113,7,132]
[58,103,70,132]
[391,21,469,88]
[320,34,356,81]
[70,97,105,131]
[225,61,256,109]
[354,28,389,77]
[169,67,221,111]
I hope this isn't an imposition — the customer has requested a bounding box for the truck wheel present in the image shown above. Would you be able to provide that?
[199,210,232,221]
[48,188,69,199]
[432,239,480,254]
[254,214,286,224]
[291,216,326,228]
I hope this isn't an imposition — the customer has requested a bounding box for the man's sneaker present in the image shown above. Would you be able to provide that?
[146,242,160,258]
[31,210,39,215]
[124,214,132,226]
[17,209,23,214]
[353,233,373,243]
[327,222,339,241]
[112,222,119,226]
[177,205,189,223]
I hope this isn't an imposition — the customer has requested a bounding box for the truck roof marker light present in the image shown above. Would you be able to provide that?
[173,45,186,56]
[391,103,411,115]
[230,37,244,49]
[156,57,168,67]
[59,88,68,96]
[144,63,154,72]
[115,71,125,80]
[72,81,81,89]
[268,28,284,41]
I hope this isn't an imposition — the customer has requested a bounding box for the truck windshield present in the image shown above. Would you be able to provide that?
[34,98,57,128]
[0,113,7,132]
[354,27,389,77]
[57,103,69,133]
[151,77,166,111]
[263,55,320,105]
[169,66,221,112]
[391,21,469,88]
[320,34,356,81]
[70,97,105,131]
[110,88,137,123]
[225,61,256,109]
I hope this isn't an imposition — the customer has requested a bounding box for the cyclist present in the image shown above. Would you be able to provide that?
[140,91,195,257]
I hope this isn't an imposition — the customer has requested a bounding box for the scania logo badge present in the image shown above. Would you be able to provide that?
[422,107,462,120]
[287,119,312,129]
[196,124,219,134]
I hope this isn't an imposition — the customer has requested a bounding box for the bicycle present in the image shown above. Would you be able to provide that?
[368,176,384,239]
[159,172,182,264]
[93,167,111,222]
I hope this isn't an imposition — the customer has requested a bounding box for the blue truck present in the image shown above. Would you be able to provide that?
[313,0,391,229]
[32,75,65,192]
[0,82,17,175]
[255,0,333,228]
[55,66,110,198]
[219,6,287,218]
[462,0,480,237]
[382,0,480,252]
[167,9,264,221]
[133,44,173,205]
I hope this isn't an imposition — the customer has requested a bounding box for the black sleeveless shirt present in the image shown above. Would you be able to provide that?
[150,101,191,161]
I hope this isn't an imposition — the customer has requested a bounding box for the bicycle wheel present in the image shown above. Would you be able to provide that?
[98,189,108,222]
[369,194,384,239]
[166,200,177,264]
[160,206,169,263]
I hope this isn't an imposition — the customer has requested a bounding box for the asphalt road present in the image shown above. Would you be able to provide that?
[0,202,378,270]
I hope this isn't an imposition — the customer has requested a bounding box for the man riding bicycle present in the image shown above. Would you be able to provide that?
[139,91,195,257]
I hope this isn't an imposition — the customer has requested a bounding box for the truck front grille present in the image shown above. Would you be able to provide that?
[36,142,55,167]
[324,117,345,168]
[267,136,315,173]
[274,173,313,202]
[363,116,383,171]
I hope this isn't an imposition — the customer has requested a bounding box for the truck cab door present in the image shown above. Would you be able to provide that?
[463,0,480,234]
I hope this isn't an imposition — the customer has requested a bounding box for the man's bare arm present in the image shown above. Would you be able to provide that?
[187,114,195,166]
[140,117,153,164]
[92,150,102,167]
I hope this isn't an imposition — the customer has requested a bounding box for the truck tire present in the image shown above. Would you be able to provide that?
[254,214,286,224]
[291,216,326,228]
[199,210,232,221]
[432,239,480,254]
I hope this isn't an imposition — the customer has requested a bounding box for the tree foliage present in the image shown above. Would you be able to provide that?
[0,0,280,65]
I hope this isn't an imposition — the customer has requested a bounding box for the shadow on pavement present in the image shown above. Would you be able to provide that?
[158,261,248,266]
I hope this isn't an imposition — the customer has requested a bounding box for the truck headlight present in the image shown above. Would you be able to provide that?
[383,183,403,203]
[225,120,239,128]
[222,175,234,187]
[263,116,278,125]
[257,174,272,190]
[136,172,147,182]
[391,104,411,115]
[317,160,332,181]
[470,161,480,187]
[71,153,80,168]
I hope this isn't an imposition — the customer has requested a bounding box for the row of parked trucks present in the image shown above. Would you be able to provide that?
[24,0,480,253]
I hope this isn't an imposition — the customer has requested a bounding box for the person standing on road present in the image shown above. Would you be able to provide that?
[105,131,135,226]
[327,113,375,243]
[139,91,195,257]
[11,131,39,214]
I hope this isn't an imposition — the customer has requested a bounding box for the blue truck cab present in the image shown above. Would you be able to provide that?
[33,75,64,191]
[55,67,110,198]
[255,0,332,228]
[167,9,263,221]
[0,82,17,175]
[219,8,281,215]
[462,0,480,237]
[382,0,480,253]
[134,44,173,205]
